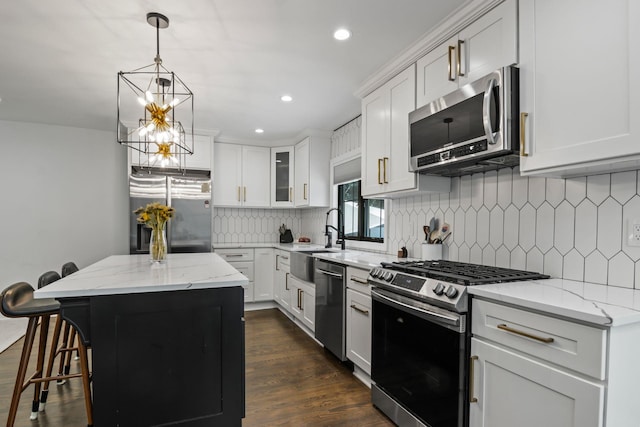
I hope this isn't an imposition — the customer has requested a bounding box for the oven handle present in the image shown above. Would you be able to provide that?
[482,78,497,145]
[371,289,462,330]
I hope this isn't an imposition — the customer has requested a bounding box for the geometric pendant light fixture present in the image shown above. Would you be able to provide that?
[117,12,194,169]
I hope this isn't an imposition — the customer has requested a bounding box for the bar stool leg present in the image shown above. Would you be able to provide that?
[7,317,38,427]
[77,340,94,427]
[40,314,64,411]
[56,321,72,383]
[30,315,51,420]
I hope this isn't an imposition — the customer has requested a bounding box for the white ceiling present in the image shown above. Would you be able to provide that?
[0,0,466,143]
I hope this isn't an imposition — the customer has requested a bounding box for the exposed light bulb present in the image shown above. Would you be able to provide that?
[281,95,293,102]
[145,91,154,103]
[255,128,264,134]
[137,97,147,106]
[170,98,180,107]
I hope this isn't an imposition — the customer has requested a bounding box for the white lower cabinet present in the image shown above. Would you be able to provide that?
[469,338,604,427]
[346,288,371,375]
[273,250,291,311]
[254,248,274,301]
[345,266,372,376]
[231,261,254,303]
[470,299,612,427]
[215,247,275,304]
[288,275,315,332]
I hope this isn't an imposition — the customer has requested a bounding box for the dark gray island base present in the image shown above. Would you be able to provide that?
[62,286,245,427]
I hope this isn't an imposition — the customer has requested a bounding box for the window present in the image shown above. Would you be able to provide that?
[337,180,384,242]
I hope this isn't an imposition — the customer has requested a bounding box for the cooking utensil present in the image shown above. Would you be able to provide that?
[423,225,430,241]
[429,217,437,235]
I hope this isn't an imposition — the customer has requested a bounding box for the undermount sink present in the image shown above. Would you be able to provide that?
[290,250,333,282]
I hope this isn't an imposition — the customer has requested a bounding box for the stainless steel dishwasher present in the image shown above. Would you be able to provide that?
[314,258,347,361]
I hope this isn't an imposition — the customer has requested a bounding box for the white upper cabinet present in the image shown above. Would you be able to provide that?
[519,0,640,177]
[271,146,295,207]
[361,65,450,198]
[416,0,518,108]
[213,143,270,207]
[294,136,330,208]
[184,134,213,170]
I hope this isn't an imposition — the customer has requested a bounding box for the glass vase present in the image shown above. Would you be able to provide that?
[150,226,167,263]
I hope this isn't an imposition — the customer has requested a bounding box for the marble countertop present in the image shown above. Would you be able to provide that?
[34,253,248,299]
[212,242,409,269]
[469,278,640,326]
[312,251,414,269]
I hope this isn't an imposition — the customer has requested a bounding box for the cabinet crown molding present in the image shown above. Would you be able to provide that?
[355,0,504,99]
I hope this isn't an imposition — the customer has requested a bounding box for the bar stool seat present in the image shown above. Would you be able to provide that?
[1,281,93,427]
[2,285,60,315]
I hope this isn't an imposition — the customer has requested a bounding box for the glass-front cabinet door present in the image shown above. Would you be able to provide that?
[270,146,294,207]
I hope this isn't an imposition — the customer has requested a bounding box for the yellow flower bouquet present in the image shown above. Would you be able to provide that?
[134,202,175,262]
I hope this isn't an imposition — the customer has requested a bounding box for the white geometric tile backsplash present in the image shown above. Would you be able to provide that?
[212,208,302,244]
[381,168,640,289]
[214,118,640,289]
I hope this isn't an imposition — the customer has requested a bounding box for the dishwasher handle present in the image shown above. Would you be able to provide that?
[315,268,343,279]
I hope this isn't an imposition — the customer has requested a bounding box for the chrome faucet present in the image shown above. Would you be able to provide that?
[325,208,345,250]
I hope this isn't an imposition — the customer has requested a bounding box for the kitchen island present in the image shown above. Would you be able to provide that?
[34,253,248,427]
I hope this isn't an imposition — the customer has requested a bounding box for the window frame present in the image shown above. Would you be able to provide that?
[337,179,384,243]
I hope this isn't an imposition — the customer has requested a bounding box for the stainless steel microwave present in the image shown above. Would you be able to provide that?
[409,66,519,176]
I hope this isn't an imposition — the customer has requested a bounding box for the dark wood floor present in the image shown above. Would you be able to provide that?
[1,309,393,426]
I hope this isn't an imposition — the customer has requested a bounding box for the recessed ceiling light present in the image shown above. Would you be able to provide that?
[255,128,264,134]
[281,95,293,102]
[333,28,351,41]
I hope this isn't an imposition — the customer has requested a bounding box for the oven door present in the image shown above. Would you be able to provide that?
[371,288,468,427]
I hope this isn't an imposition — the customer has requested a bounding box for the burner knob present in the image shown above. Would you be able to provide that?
[370,269,380,278]
[433,283,445,296]
[444,286,459,299]
[383,271,394,282]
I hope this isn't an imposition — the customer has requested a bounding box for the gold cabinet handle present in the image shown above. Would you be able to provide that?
[285,273,289,290]
[289,187,292,202]
[383,157,389,183]
[303,183,307,200]
[350,304,369,316]
[350,277,368,284]
[520,112,529,157]
[377,158,383,184]
[244,186,247,202]
[237,186,241,202]
[448,45,456,81]
[275,254,280,271]
[457,40,465,77]
[298,289,302,309]
[469,355,478,403]
[497,323,554,343]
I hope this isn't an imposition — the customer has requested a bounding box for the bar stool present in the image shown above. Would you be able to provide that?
[0,281,93,426]
[58,262,81,378]
[38,271,81,408]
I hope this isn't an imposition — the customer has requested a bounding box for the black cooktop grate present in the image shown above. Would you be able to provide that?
[380,260,549,286]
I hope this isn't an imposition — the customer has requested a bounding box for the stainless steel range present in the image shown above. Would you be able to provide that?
[369,260,549,427]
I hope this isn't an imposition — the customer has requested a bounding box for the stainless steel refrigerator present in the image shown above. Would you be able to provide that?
[129,167,212,254]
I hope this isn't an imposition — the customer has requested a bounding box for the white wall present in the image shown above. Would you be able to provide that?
[0,120,129,288]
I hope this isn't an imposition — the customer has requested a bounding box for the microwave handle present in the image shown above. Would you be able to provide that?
[483,78,497,145]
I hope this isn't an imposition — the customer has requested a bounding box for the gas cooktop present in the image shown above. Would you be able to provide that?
[370,260,549,313]
[380,260,550,286]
